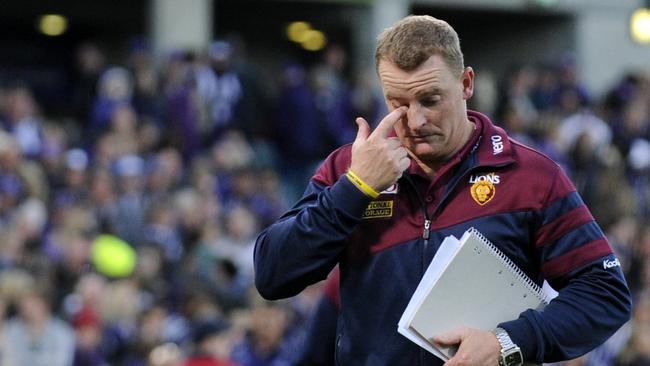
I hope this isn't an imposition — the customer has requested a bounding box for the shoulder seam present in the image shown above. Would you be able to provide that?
[509,139,560,166]
[540,163,561,208]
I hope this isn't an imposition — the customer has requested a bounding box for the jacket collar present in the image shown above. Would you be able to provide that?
[468,110,516,168]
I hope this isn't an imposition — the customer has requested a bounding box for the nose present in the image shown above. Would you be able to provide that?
[406,103,426,130]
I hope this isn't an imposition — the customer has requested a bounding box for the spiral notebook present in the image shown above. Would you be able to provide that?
[398,228,557,361]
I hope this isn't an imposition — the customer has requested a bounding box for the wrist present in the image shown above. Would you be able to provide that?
[346,170,380,198]
[493,327,523,366]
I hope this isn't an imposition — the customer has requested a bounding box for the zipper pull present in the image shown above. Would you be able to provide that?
[422,219,431,239]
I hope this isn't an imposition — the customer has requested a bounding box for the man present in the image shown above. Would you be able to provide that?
[254,15,631,366]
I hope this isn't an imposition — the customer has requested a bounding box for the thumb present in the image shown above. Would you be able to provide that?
[433,330,463,346]
[354,117,371,142]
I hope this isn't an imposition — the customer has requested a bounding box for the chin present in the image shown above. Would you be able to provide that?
[411,144,441,161]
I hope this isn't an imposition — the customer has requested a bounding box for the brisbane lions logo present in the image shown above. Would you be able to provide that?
[469,173,498,205]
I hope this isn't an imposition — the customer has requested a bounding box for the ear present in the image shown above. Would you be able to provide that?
[460,67,475,100]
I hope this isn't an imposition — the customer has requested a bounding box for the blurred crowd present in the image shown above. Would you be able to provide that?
[0,33,649,366]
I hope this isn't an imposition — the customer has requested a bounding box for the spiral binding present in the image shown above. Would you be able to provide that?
[468,227,552,304]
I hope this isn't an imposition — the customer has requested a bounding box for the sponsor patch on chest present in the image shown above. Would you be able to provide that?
[362,200,393,219]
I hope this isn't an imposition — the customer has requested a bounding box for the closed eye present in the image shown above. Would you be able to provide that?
[420,96,441,107]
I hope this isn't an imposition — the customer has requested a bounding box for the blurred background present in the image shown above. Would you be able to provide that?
[1,0,650,365]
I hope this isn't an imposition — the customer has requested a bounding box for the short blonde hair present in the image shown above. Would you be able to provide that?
[375,15,464,75]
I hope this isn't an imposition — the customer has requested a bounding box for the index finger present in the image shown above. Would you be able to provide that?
[369,107,407,139]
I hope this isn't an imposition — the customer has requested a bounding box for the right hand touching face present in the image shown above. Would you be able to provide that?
[349,107,411,192]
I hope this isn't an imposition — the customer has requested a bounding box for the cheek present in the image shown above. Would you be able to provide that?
[432,105,453,127]
[393,119,408,137]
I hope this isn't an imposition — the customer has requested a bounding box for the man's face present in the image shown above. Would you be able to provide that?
[378,55,474,165]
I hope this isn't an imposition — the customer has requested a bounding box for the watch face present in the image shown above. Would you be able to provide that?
[505,351,523,366]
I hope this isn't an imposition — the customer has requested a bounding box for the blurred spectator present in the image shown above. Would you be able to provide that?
[531,63,560,112]
[127,38,164,127]
[209,130,254,204]
[253,169,287,229]
[556,52,591,111]
[611,97,650,160]
[195,40,243,145]
[147,147,185,201]
[108,154,149,246]
[207,204,257,282]
[52,148,91,210]
[495,64,539,130]
[184,319,240,366]
[39,121,69,184]
[0,197,49,273]
[90,67,134,143]
[47,223,95,309]
[188,250,249,314]
[1,283,76,366]
[121,305,187,365]
[134,244,171,307]
[72,42,107,131]
[0,130,49,204]
[230,298,296,366]
[72,306,108,366]
[143,201,184,265]
[99,279,141,365]
[556,108,612,156]
[223,34,273,142]
[310,44,352,153]
[162,51,201,161]
[88,169,118,232]
[273,62,323,202]
[3,84,45,159]
[311,44,348,104]
[108,104,140,157]
[173,186,218,253]
[148,342,184,366]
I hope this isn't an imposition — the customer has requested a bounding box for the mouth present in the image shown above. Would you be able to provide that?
[406,133,436,140]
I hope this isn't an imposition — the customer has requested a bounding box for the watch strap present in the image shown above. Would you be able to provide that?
[494,327,523,366]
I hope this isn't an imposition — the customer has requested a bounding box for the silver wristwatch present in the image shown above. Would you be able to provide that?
[494,327,523,366]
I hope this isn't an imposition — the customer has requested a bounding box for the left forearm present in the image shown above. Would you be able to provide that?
[498,260,631,363]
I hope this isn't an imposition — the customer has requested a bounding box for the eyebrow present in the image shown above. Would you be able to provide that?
[416,89,442,98]
[385,87,443,101]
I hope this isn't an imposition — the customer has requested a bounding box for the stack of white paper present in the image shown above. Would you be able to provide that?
[398,228,558,361]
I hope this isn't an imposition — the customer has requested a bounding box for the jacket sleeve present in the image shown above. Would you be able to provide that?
[498,166,632,363]
[254,173,371,300]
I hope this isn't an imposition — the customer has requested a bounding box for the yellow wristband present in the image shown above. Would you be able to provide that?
[346,170,380,198]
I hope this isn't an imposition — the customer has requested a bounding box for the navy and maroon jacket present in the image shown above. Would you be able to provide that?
[254,111,631,366]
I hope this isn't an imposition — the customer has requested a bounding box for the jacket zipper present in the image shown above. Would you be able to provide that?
[401,173,432,259]
[423,218,431,240]
[402,173,431,366]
